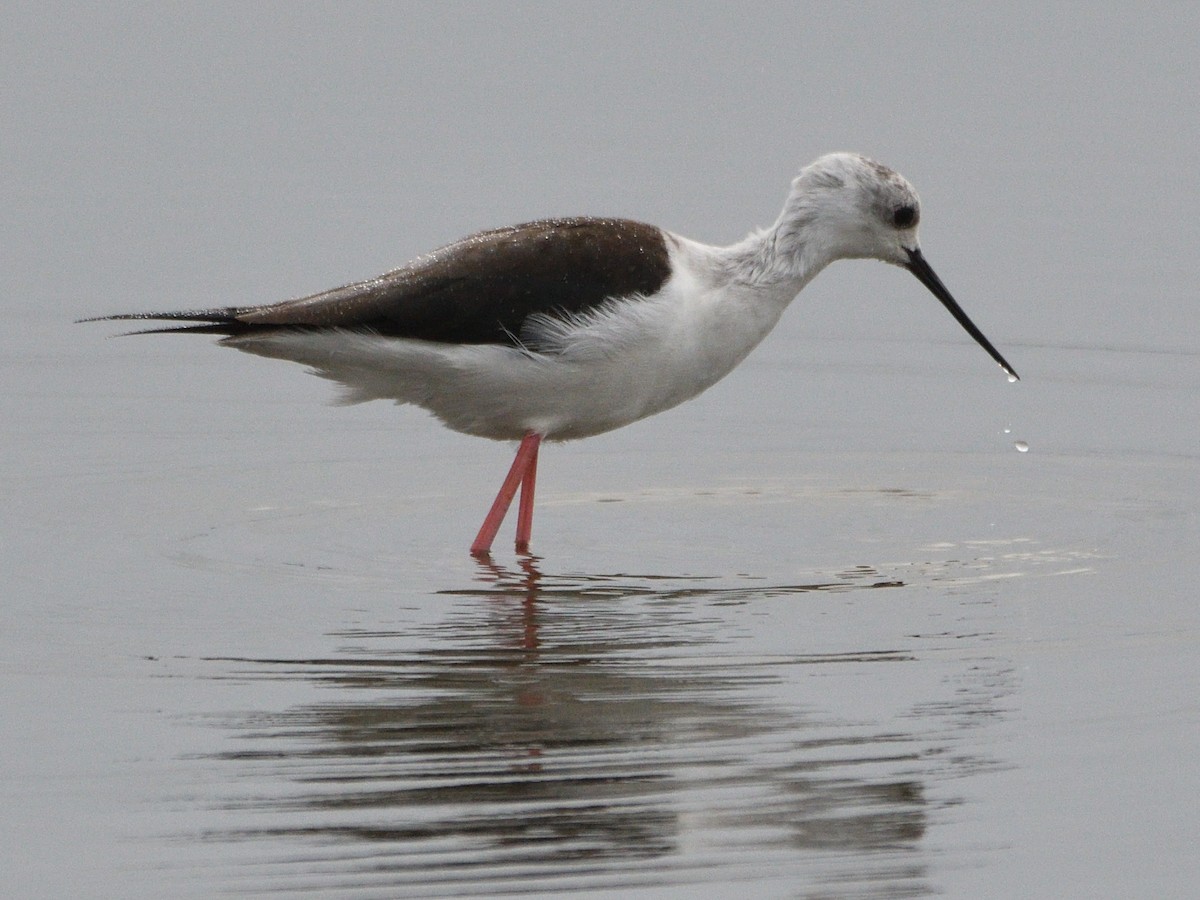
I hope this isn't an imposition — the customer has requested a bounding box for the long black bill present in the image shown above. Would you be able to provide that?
[905,247,1018,381]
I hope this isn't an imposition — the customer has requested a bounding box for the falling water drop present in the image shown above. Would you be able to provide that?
[1007,373,1018,383]
[1014,440,1029,453]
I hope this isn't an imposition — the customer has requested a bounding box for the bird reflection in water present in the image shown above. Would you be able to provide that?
[195,558,1012,896]
[470,551,546,655]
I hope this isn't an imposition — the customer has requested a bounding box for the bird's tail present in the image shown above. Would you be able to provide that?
[76,308,251,335]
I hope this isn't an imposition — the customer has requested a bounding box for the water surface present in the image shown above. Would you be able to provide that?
[4,5,1199,898]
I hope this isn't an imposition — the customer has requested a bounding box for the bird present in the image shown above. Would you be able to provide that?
[84,152,1018,556]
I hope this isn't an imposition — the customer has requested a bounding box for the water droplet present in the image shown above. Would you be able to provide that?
[1014,440,1029,453]
[1007,374,1018,383]
[1003,428,1011,434]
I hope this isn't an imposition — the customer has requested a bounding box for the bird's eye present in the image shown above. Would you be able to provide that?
[892,205,918,229]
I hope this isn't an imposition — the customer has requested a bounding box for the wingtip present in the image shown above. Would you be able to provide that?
[77,308,248,335]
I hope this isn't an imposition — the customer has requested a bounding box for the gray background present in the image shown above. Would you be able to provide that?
[4,3,1198,897]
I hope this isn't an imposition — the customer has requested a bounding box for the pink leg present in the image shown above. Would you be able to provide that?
[514,436,540,552]
[470,433,541,556]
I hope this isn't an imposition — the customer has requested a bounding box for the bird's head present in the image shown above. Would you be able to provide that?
[776,152,1018,380]
[781,152,922,267]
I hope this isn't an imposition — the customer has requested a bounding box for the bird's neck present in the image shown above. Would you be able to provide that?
[711,202,835,300]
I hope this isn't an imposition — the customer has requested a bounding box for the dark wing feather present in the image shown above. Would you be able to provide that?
[84,218,671,346]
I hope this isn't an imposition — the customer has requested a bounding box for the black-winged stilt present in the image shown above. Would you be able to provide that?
[85,153,1018,555]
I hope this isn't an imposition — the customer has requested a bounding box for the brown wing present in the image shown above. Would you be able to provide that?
[89,218,672,347]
